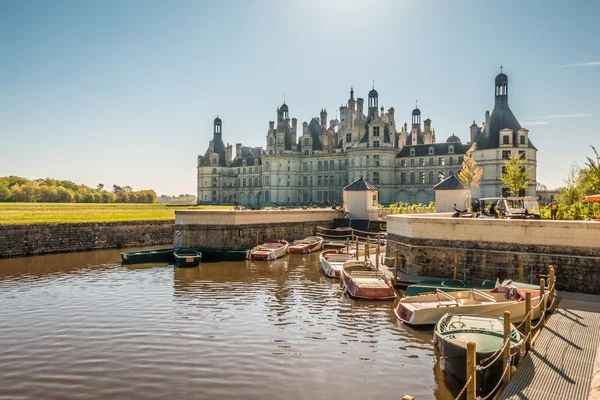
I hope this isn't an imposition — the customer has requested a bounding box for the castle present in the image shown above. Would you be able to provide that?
[197,71,537,206]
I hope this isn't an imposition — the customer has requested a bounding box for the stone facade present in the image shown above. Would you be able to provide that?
[198,71,537,206]
[0,221,174,258]
[385,214,600,294]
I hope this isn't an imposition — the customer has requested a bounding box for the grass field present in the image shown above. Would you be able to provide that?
[0,203,233,224]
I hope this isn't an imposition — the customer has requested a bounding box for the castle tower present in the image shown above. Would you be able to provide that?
[320,109,327,128]
[368,86,378,118]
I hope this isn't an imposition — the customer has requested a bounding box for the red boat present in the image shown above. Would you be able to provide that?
[288,236,324,254]
[247,240,289,261]
[340,260,397,300]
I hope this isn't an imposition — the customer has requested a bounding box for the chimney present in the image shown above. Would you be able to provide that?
[424,119,431,133]
[235,143,242,159]
[302,121,308,135]
[292,118,297,134]
[209,140,214,154]
[470,121,478,142]
[357,98,364,115]
[226,144,233,164]
[388,107,395,125]
[269,121,275,131]
[485,111,490,127]
[320,109,327,127]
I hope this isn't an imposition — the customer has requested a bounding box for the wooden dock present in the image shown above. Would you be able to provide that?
[499,297,600,399]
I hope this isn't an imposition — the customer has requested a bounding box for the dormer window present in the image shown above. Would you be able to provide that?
[242,159,246,166]
[520,136,526,145]
[254,159,259,165]
[503,135,510,145]
[429,146,434,155]
[373,126,380,137]
[449,145,454,154]
[410,148,415,156]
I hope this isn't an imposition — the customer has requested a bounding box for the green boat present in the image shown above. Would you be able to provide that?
[405,278,539,296]
[194,248,249,262]
[120,247,175,265]
[434,313,523,393]
[173,248,202,267]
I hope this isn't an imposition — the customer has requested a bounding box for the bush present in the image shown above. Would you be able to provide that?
[389,201,436,215]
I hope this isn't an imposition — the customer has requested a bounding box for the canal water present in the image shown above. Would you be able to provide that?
[0,248,460,400]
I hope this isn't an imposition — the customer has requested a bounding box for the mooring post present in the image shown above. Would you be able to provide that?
[256,231,259,246]
[503,311,512,386]
[519,259,524,283]
[539,278,546,329]
[394,249,399,285]
[376,239,380,269]
[365,236,370,262]
[453,253,458,280]
[355,236,359,260]
[282,230,285,242]
[467,341,477,400]
[549,265,556,313]
[525,291,532,352]
[345,238,349,254]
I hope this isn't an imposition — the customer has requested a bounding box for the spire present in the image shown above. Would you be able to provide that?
[350,87,354,100]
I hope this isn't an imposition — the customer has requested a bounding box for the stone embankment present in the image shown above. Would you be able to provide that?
[385,214,600,294]
[0,220,174,258]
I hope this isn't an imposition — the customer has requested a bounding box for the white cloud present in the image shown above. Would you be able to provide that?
[562,61,600,67]
[521,121,548,126]
[539,113,596,119]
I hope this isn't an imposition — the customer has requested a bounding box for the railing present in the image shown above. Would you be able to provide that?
[402,266,557,400]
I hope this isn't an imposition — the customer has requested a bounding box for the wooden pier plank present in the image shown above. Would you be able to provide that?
[499,308,600,399]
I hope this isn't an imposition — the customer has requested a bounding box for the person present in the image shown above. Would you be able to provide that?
[496,199,506,218]
[489,202,497,217]
[549,199,559,220]
[471,198,480,215]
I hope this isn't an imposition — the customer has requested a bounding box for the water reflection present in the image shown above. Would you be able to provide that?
[0,248,457,400]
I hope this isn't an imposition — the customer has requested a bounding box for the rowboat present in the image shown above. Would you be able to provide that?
[434,313,524,392]
[288,236,324,254]
[405,279,540,297]
[319,249,355,278]
[195,248,249,262]
[340,260,396,300]
[395,285,542,326]
[173,248,202,267]
[247,240,289,261]
[120,247,175,265]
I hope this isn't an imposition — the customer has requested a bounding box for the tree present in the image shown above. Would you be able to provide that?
[501,153,532,196]
[97,183,104,191]
[536,181,548,192]
[112,185,123,194]
[56,186,74,203]
[0,183,11,201]
[580,145,600,195]
[458,150,483,191]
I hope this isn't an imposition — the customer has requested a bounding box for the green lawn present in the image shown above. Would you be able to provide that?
[0,203,232,224]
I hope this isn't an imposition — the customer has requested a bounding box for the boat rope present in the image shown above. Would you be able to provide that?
[454,375,472,400]
[477,337,510,370]
[476,362,510,400]
[530,306,547,330]
[513,309,531,330]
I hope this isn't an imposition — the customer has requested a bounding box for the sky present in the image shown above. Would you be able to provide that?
[1,0,599,195]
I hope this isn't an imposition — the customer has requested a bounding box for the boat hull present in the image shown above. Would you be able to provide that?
[319,250,353,278]
[120,248,175,265]
[436,331,522,392]
[395,289,542,326]
[173,249,202,267]
[288,237,324,254]
[247,240,289,261]
[405,280,539,297]
[341,262,396,300]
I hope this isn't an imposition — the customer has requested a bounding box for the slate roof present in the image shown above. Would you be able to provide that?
[397,142,468,158]
[231,146,264,167]
[200,133,228,167]
[433,175,466,191]
[307,118,324,151]
[344,177,378,191]
[359,115,392,144]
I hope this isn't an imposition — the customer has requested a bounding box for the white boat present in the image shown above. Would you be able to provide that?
[288,236,324,254]
[341,259,396,300]
[247,240,289,261]
[319,250,355,278]
[395,285,543,326]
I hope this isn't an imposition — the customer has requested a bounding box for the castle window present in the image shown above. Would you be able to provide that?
[410,148,415,156]
[254,177,258,187]
[429,157,434,166]
[410,159,415,167]
[400,172,406,185]
[346,133,352,143]
[519,151,526,159]
[502,151,511,160]
[249,167,252,174]
[419,172,425,184]
[324,176,328,186]
[243,160,246,166]
[449,157,454,166]
[303,162,308,172]
[366,155,370,167]
[419,158,425,167]
[373,172,380,185]
[458,156,464,164]
[428,171,434,184]
[374,155,380,167]
[324,161,329,171]
[401,159,407,168]
[249,178,253,188]
[429,147,434,155]
[373,126,380,137]
[439,157,445,166]
[330,160,334,171]
[269,137,274,146]
[520,135,526,145]
[449,145,454,154]
[243,167,246,174]
[318,176,322,186]
[304,150,309,156]
[310,176,313,186]
[449,170,454,176]
[304,138,309,146]
[303,176,307,187]
[503,135,510,145]
[269,150,273,155]
[264,162,269,171]
[410,172,415,184]
[242,178,246,188]
[318,161,323,171]
[255,159,259,165]
[373,141,380,147]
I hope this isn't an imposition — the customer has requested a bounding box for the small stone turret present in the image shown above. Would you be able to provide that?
[357,98,364,115]
[235,143,242,159]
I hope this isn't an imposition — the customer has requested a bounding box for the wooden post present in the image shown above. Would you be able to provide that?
[503,311,512,386]
[365,236,370,262]
[519,259,524,283]
[453,253,458,280]
[402,396,415,400]
[549,266,555,313]
[187,233,191,248]
[355,236,359,260]
[345,238,349,254]
[282,230,285,242]
[525,291,532,352]
[376,239,380,269]
[467,341,477,400]
[539,278,546,329]
[256,231,259,246]
[394,249,399,285]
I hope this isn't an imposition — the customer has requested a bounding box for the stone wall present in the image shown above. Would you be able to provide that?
[0,220,174,258]
[173,209,343,249]
[385,214,600,294]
